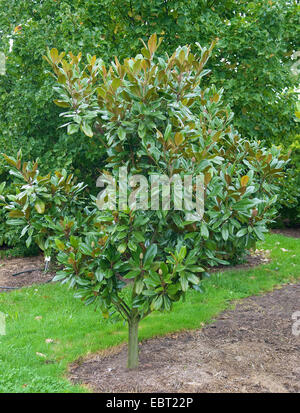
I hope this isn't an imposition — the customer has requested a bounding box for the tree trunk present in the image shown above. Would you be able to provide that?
[127,317,139,369]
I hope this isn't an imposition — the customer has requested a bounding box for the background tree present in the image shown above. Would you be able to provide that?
[0,0,298,183]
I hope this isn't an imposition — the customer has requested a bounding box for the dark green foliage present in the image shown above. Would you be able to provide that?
[276,136,300,226]
[0,0,298,233]
[0,152,88,255]
[0,0,109,185]
[0,181,40,256]
[0,0,298,178]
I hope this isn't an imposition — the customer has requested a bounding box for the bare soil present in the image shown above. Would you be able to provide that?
[209,248,270,274]
[0,226,297,292]
[0,255,54,290]
[69,283,300,393]
[271,228,300,239]
[0,248,270,292]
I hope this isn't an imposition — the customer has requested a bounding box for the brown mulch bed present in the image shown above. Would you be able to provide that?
[0,255,54,291]
[0,248,271,292]
[0,227,296,292]
[271,228,300,239]
[69,282,300,393]
[209,248,270,274]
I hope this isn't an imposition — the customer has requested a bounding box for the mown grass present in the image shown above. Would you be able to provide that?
[0,233,299,393]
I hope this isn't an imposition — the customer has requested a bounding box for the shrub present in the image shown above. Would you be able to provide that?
[2,35,288,368]
[45,35,288,368]
[0,182,19,247]
[276,128,300,226]
[1,151,89,256]
[0,181,40,257]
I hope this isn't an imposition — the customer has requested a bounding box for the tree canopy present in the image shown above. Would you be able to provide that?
[0,1,298,185]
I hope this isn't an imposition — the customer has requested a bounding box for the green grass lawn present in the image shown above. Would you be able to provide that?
[0,233,299,393]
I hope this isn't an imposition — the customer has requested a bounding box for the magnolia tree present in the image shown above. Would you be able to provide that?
[2,35,287,369]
